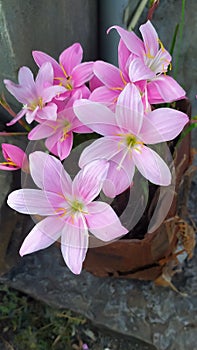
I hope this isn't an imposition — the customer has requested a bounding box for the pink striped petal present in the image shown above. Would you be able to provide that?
[102,154,135,197]
[139,108,189,144]
[61,217,88,274]
[28,122,55,140]
[118,39,131,76]
[86,201,128,241]
[6,109,26,126]
[19,216,63,256]
[89,86,118,104]
[4,80,30,104]
[35,62,54,92]
[132,145,171,186]
[116,84,144,135]
[72,62,94,87]
[79,137,123,168]
[32,50,63,77]
[59,43,83,76]
[108,26,144,57]
[89,75,103,91]
[2,143,26,168]
[36,103,57,121]
[150,49,171,74]
[56,132,73,160]
[7,189,64,215]
[147,75,186,103]
[139,20,158,57]
[72,159,109,203]
[74,99,119,135]
[93,61,124,88]
[29,151,72,195]
[42,86,65,103]
[18,67,35,91]
[128,58,155,82]
[26,107,39,123]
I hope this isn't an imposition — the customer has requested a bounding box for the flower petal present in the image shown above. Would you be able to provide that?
[93,61,125,89]
[89,86,118,104]
[118,39,131,76]
[86,201,128,241]
[116,83,144,135]
[32,50,63,77]
[19,216,63,256]
[29,151,72,195]
[139,20,159,57]
[72,62,94,87]
[139,108,189,144]
[6,109,26,126]
[18,66,35,92]
[56,132,73,160]
[36,103,57,121]
[74,99,119,135]
[102,154,135,197]
[7,189,64,215]
[28,122,55,140]
[61,216,88,274]
[128,58,155,82]
[2,143,26,168]
[4,80,30,104]
[35,62,54,92]
[108,25,144,57]
[72,159,109,203]
[59,43,83,76]
[79,137,123,168]
[132,145,171,186]
[147,75,186,103]
[41,86,66,103]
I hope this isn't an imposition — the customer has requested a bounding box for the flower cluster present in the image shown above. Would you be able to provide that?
[2,21,189,274]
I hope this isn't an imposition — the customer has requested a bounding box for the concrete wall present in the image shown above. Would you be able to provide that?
[0,0,98,106]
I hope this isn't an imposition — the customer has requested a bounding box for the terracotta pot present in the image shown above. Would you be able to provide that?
[83,99,193,280]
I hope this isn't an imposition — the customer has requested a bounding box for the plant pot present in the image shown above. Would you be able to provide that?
[83,99,194,280]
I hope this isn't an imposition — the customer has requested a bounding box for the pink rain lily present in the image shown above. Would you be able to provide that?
[0,143,29,171]
[74,83,189,197]
[4,63,65,126]
[28,93,92,160]
[90,38,154,107]
[33,43,94,100]
[7,151,128,274]
[108,20,185,103]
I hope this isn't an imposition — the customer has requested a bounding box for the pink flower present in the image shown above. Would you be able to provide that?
[74,84,189,197]
[28,93,92,160]
[0,143,28,171]
[33,43,94,100]
[7,151,127,274]
[4,63,65,126]
[90,39,154,106]
[108,21,185,103]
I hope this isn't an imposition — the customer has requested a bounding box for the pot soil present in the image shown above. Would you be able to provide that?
[83,99,196,281]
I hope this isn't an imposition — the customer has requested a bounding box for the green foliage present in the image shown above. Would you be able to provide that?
[0,284,86,350]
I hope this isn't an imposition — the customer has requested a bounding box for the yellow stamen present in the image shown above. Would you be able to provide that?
[158,38,165,53]
[55,207,67,217]
[145,47,155,59]
[111,86,124,91]
[120,71,127,85]
[60,63,69,78]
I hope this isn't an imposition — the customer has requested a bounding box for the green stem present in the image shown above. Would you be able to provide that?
[174,0,185,79]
